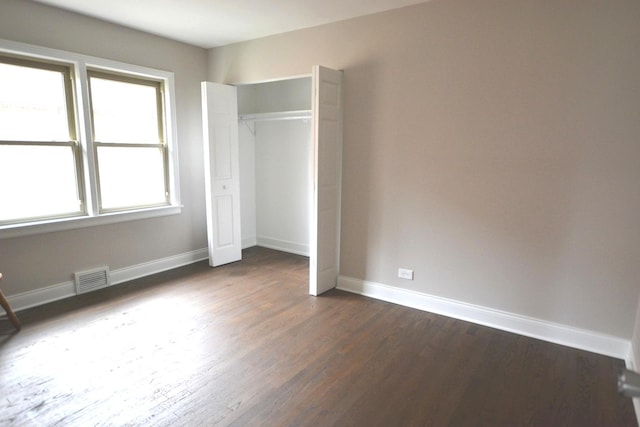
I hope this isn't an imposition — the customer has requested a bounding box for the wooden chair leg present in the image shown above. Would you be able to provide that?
[0,274,21,331]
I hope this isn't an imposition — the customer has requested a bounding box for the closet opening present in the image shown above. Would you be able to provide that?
[202,65,343,295]
[237,77,313,260]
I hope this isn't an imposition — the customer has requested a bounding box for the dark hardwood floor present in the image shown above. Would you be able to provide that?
[1,247,636,426]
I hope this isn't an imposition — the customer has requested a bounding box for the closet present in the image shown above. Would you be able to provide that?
[202,66,343,296]
[237,77,312,257]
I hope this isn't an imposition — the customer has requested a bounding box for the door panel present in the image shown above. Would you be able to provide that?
[215,195,234,246]
[310,66,343,296]
[213,127,232,179]
[201,82,242,267]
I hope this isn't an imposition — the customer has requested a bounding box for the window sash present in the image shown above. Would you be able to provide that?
[0,140,85,224]
[88,70,165,145]
[94,143,170,212]
[0,55,77,142]
[87,70,170,212]
[0,54,85,225]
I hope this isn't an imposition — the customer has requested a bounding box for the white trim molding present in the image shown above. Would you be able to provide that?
[338,275,631,361]
[242,237,258,250]
[256,236,309,257]
[627,349,637,371]
[1,248,208,314]
[109,248,208,285]
[625,334,640,425]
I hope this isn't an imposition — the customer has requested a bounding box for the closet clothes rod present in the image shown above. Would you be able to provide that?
[238,110,312,123]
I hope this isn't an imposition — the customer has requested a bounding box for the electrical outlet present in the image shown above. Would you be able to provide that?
[398,268,414,280]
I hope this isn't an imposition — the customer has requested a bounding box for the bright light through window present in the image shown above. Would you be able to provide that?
[0,62,71,142]
[97,146,166,210]
[0,145,80,221]
[90,76,160,144]
[0,57,81,224]
[89,72,168,212]
[0,42,179,233]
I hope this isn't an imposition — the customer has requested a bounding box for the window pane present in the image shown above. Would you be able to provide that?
[0,145,81,222]
[90,77,160,144]
[0,62,71,142]
[97,146,167,210]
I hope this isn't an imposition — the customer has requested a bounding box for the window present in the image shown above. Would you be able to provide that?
[88,71,168,212]
[0,56,83,223]
[0,40,180,237]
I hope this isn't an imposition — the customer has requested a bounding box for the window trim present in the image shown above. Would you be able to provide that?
[0,38,181,239]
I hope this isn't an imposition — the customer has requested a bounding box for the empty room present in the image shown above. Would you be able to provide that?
[1,0,639,425]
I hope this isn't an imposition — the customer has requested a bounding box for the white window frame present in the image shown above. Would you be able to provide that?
[0,39,182,239]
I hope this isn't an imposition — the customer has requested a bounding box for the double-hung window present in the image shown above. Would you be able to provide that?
[0,56,83,223]
[0,40,180,237]
[88,71,169,212]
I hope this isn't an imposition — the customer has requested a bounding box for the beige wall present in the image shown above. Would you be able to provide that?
[209,0,640,337]
[0,0,209,295]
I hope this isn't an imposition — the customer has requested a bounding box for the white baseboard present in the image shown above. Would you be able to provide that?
[627,348,637,371]
[337,275,631,360]
[2,248,208,313]
[256,236,309,256]
[4,280,76,314]
[109,248,208,285]
[625,346,640,426]
[242,236,257,249]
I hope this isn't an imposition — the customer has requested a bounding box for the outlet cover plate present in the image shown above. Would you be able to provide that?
[398,268,414,280]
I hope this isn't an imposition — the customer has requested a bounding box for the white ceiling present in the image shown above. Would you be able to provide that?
[32,0,430,49]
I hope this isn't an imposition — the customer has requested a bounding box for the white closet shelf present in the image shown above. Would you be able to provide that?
[239,110,312,122]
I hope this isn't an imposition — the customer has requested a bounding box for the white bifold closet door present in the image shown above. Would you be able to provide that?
[201,82,242,267]
[201,66,343,296]
[309,66,343,296]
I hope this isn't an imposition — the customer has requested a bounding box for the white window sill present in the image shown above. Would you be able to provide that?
[0,205,183,239]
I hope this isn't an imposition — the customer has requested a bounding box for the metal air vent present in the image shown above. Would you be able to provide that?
[74,267,110,295]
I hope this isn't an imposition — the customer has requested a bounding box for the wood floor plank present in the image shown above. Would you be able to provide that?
[0,247,636,426]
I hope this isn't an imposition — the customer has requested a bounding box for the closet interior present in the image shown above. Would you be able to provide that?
[237,76,313,257]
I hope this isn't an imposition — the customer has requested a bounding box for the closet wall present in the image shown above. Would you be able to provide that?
[237,77,312,256]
